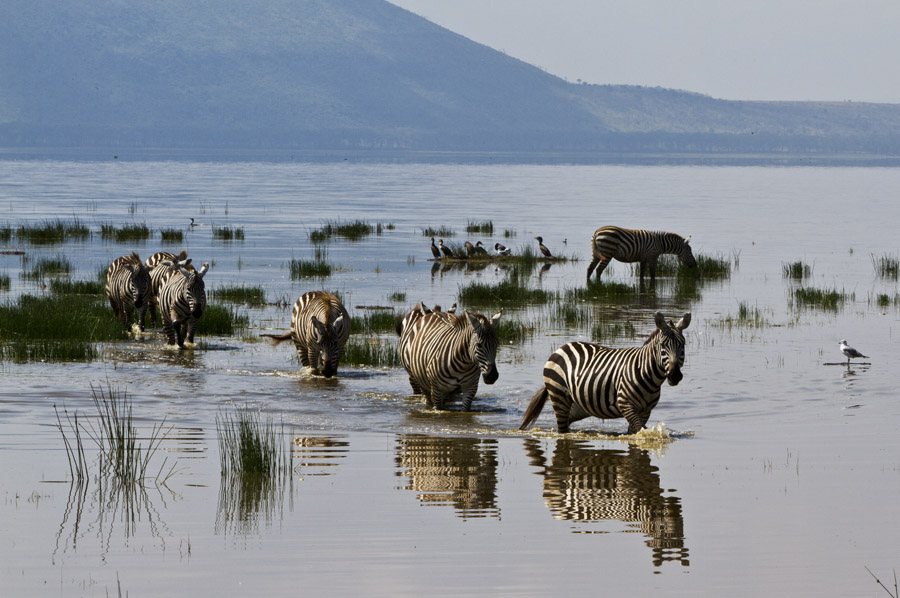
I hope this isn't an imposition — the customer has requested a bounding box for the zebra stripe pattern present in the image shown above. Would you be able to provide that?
[400,309,502,410]
[520,312,691,434]
[106,252,152,331]
[144,250,190,326]
[281,291,350,378]
[586,226,696,286]
[159,261,209,348]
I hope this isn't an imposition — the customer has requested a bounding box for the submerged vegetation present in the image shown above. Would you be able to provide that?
[422,225,453,237]
[466,220,494,234]
[458,267,554,307]
[352,310,398,335]
[22,254,71,280]
[871,253,900,280]
[341,336,400,367]
[196,304,249,336]
[15,218,90,244]
[160,228,184,243]
[791,286,849,310]
[310,220,390,242]
[290,257,332,279]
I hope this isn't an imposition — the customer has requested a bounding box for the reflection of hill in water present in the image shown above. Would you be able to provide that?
[394,434,499,519]
[525,439,689,567]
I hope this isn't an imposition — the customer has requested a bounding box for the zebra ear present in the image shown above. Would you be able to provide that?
[675,313,692,331]
[465,310,481,330]
[160,260,174,268]
[311,316,327,338]
[197,263,209,278]
[333,314,347,335]
[654,312,667,330]
[490,310,502,326]
[684,235,691,244]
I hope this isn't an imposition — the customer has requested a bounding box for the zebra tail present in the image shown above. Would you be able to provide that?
[260,332,293,346]
[519,386,549,430]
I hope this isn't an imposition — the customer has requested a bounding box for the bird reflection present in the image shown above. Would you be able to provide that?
[524,438,689,567]
[394,434,499,519]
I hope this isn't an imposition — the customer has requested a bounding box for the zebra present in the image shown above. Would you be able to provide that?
[263,291,350,378]
[586,226,696,287]
[524,439,689,567]
[399,308,502,410]
[158,261,209,349]
[144,250,190,327]
[520,312,691,434]
[106,252,152,331]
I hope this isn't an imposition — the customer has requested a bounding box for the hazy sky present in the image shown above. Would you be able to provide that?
[388,0,900,103]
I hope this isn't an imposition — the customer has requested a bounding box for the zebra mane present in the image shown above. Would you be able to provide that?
[642,328,660,347]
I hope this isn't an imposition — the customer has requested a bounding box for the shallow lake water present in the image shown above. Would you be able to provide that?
[1,160,900,596]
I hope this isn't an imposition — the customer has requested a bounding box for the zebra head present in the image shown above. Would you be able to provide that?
[652,312,691,386]
[126,252,151,308]
[180,262,208,319]
[465,310,502,385]
[311,314,347,378]
[677,235,697,268]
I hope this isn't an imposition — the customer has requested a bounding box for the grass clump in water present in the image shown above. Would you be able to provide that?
[0,294,124,343]
[791,286,848,310]
[388,291,407,303]
[422,226,454,237]
[0,225,12,242]
[341,336,400,367]
[289,258,332,279]
[100,223,151,242]
[494,318,534,343]
[196,304,249,336]
[458,268,553,307]
[16,218,90,244]
[871,253,900,280]
[782,260,812,279]
[353,310,398,335]
[309,220,373,242]
[210,285,267,306]
[49,278,104,295]
[217,407,290,478]
[0,273,9,291]
[714,301,770,328]
[213,226,245,241]
[466,220,494,234]
[591,320,638,343]
[160,228,184,243]
[22,254,71,280]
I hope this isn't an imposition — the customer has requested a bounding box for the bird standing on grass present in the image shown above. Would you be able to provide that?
[494,242,511,256]
[839,340,868,365]
[439,239,453,258]
[535,236,552,258]
[430,237,441,259]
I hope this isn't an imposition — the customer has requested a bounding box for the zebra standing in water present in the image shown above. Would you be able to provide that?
[158,261,209,349]
[520,312,691,434]
[263,291,350,378]
[144,250,190,327]
[106,252,152,332]
[586,226,696,287]
[400,308,502,410]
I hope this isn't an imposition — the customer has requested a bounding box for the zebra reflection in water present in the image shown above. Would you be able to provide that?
[524,438,689,567]
[394,434,500,519]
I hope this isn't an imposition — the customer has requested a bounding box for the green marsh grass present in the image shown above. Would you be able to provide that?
[160,228,184,243]
[22,254,72,280]
[341,336,401,367]
[210,284,267,306]
[216,407,291,478]
[309,220,374,242]
[353,310,398,335]
[289,257,332,279]
[791,286,848,310]
[49,278,104,295]
[494,317,534,343]
[0,273,9,291]
[100,223,151,242]
[16,218,90,244]
[714,301,770,328]
[871,253,900,280]
[591,319,638,343]
[196,304,249,336]
[213,226,245,241]
[458,268,553,307]
[565,280,636,302]
[422,226,454,237]
[388,291,407,303]
[0,225,12,242]
[782,260,812,279]
[466,220,494,234]
[0,295,124,347]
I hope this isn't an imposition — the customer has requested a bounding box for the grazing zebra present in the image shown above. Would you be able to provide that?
[520,312,691,434]
[144,250,190,326]
[158,261,209,349]
[106,252,152,331]
[586,226,696,286]
[535,236,552,258]
[263,291,350,378]
[400,308,502,410]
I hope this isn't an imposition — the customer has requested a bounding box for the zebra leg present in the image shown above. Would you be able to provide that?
[162,316,177,345]
[617,395,645,434]
[547,392,572,433]
[407,376,423,395]
[589,258,611,283]
[185,317,198,345]
[137,305,148,332]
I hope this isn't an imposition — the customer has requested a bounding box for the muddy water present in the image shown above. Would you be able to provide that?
[2,161,900,596]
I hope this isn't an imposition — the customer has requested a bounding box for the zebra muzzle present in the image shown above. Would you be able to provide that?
[482,365,499,385]
[667,367,683,386]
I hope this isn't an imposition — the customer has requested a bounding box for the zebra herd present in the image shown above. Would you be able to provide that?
[105,225,695,434]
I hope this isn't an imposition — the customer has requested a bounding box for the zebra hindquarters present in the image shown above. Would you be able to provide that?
[519,386,550,430]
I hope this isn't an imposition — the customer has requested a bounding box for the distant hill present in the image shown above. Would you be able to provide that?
[3,0,900,161]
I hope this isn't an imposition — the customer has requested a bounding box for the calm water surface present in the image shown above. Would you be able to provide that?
[1,161,899,596]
